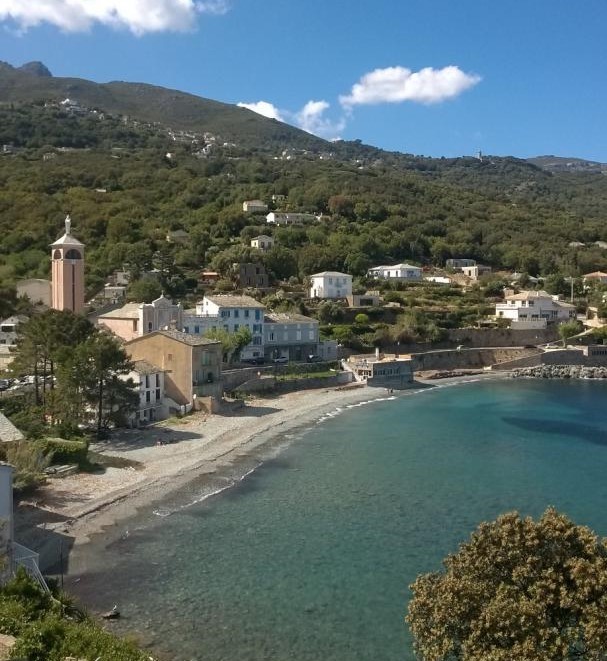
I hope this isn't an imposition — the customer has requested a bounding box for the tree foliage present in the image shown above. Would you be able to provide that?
[407,508,607,660]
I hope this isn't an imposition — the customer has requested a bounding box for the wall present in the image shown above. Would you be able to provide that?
[235,372,352,395]
[98,316,139,342]
[411,347,541,371]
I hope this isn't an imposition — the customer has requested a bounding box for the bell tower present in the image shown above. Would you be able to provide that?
[50,215,85,313]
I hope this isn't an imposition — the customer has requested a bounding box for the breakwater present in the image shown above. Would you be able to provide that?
[511,365,607,379]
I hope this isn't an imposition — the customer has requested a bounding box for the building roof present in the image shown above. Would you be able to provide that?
[0,315,28,325]
[505,290,553,301]
[251,235,273,240]
[0,412,24,443]
[310,271,352,278]
[264,312,318,324]
[132,359,163,375]
[50,215,84,248]
[369,263,421,271]
[202,294,265,309]
[155,330,221,346]
[584,271,607,278]
[97,302,141,319]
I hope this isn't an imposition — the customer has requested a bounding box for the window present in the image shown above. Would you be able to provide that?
[145,375,150,388]
[269,332,275,341]
[244,309,250,318]
[146,391,151,403]
[194,325,200,334]
[255,310,261,321]
[167,353,173,361]
[296,331,302,340]
[234,310,240,318]
[183,326,189,333]
[156,389,161,401]
[148,322,153,332]
[234,324,239,331]
[221,310,230,318]
[156,374,160,386]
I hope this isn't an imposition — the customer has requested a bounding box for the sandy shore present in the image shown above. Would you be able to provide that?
[15,373,506,567]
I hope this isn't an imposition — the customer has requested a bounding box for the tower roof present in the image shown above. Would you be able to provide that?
[50,215,84,248]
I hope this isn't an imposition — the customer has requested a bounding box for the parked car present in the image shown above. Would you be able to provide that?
[241,357,265,365]
[273,356,289,364]
[306,354,323,363]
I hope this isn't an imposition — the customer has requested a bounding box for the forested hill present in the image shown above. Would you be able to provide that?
[0,61,326,152]
[2,63,607,300]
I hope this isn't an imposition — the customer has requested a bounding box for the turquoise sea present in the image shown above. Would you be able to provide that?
[69,379,607,661]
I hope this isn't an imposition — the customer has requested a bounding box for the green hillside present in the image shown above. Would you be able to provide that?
[2,63,607,303]
[0,61,327,151]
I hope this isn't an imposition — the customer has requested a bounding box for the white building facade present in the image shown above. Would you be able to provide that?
[183,294,265,360]
[495,290,577,327]
[367,263,422,281]
[126,360,168,425]
[309,272,353,299]
[250,235,275,251]
[266,212,317,226]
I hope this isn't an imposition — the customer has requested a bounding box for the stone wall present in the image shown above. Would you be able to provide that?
[411,347,540,371]
[511,365,607,379]
[235,372,352,395]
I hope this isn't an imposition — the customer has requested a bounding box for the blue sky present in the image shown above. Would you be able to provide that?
[1,0,606,160]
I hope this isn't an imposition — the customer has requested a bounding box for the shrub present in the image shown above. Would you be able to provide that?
[5,441,50,493]
[36,438,88,466]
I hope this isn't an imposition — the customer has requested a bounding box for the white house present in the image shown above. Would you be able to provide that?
[309,272,353,299]
[126,360,168,425]
[266,212,317,226]
[495,290,577,328]
[243,200,268,213]
[250,235,275,251]
[461,264,492,280]
[367,263,422,281]
[185,294,265,360]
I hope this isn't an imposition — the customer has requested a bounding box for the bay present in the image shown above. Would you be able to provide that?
[69,378,607,660]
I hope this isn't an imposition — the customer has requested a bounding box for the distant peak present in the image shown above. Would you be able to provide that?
[18,61,52,77]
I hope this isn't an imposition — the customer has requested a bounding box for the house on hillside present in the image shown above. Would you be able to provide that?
[266,212,317,226]
[309,272,353,299]
[495,290,577,328]
[243,200,268,213]
[234,263,270,289]
[166,229,189,244]
[0,316,28,371]
[583,271,607,285]
[446,258,477,269]
[461,264,492,280]
[250,235,275,251]
[367,263,422,281]
[125,331,222,413]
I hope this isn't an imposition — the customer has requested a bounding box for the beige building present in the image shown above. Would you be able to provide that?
[50,215,85,314]
[15,279,51,307]
[125,330,223,412]
[243,200,268,213]
[250,235,275,251]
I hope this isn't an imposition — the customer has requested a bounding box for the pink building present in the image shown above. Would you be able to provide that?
[50,215,85,314]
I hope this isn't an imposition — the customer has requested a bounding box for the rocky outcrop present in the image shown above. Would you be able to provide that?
[511,365,607,379]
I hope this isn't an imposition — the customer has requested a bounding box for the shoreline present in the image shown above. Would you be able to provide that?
[15,373,507,572]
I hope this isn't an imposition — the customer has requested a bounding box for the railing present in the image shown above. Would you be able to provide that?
[11,542,50,593]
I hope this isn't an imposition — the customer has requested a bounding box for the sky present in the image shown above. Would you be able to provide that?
[0,0,606,161]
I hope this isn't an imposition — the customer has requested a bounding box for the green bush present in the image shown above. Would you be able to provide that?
[5,441,50,493]
[0,569,151,661]
[37,438,88,466]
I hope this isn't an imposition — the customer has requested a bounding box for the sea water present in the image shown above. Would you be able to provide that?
[69,379,607,660]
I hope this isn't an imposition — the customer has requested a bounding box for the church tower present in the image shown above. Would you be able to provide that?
[51,215,85,314]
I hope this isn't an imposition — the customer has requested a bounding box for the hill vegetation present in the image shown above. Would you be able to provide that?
[2,63,607,305]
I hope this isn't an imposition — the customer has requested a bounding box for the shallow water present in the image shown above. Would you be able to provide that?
[69,379,607,660]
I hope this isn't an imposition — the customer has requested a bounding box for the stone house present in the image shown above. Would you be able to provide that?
[125,330,223,413]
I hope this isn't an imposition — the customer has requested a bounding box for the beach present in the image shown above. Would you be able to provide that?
[15,372,503,571]
[15,384,377,565]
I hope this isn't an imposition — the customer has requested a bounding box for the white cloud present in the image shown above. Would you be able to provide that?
[340,65,481,107]
[237,101,284,122]
[237,98,345,140]
[0,0,230,35]
[295,100,346,140]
